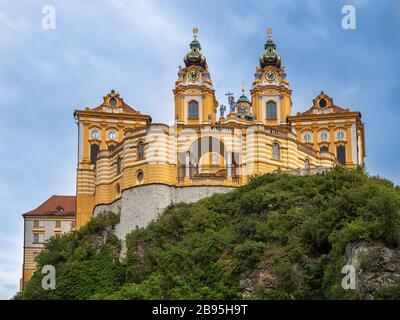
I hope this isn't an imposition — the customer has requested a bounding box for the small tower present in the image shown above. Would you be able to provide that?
[235,82,254,121]
[251,28,292,126]
[173,28,218,125]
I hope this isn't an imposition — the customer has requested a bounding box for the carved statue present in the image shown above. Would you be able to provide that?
[225,92,236,114]
[219,104,226,118]
[177,65,183,79]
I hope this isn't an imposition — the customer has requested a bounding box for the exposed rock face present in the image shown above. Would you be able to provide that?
[87,222,122,262]
[345,241,400,299]
[239,241,400,299]
[239,268,277,298]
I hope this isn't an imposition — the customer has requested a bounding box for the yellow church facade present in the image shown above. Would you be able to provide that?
[74,29,365,228]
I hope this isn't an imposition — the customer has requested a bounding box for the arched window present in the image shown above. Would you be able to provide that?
[320,132,328,141]
[90,144,100,164]
[336,130,345,141]
[188,100,199,119]
[90,129,100,140]
[337,145,346,165]
[115,183,121,196]
[303,132,312,143]
[117,157,122,175]
[136,170,144,184]
[266,101,277,119]
[320,145,329,152]
[272,143,280,160]
[108,130,117,141]
[137,142,144,160]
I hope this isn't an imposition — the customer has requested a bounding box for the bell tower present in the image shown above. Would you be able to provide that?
[174,28,218,125]
[251,28,292,125]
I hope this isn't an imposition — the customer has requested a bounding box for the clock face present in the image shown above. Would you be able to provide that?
[265,70,277,81]
[188,70,200,82]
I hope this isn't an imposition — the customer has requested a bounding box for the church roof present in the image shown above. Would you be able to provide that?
[23,195,76,217]
[92,101,139,114]
[299,105,347,116]
[292,92,359,118]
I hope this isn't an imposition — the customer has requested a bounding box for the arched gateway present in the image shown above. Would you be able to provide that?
[178,136,239,182]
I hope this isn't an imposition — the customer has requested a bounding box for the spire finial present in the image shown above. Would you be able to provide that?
[193,27,198,39]
[267,28,272,39]
[241,80,245,94]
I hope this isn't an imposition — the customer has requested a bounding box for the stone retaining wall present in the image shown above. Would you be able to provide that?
[94,184,233,241]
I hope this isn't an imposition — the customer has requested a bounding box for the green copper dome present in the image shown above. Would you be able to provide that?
[190,39,201,49]
[183,28,207,69]
[237,94,250,104]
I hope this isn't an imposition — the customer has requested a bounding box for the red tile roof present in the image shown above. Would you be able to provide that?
[23,195,76,217]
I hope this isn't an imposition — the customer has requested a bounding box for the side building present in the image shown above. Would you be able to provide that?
[20,195,76,291]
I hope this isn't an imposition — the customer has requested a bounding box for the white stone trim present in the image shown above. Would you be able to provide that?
[78,122,84,162]
[352,123,358,165]
[184,96,203,123]
[261,96,280,124]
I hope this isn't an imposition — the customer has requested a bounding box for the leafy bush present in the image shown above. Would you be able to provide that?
[21,168,400,299]
[20,212,124,300]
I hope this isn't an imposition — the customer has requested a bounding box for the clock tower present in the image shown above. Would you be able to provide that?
[174,28,218,125]
[251,28,292,125]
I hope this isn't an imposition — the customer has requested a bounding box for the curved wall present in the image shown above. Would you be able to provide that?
[94,184,234,241]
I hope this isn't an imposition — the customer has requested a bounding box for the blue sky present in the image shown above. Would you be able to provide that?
[0,0,399,299]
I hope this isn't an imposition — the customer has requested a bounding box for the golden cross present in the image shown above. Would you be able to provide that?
[193,27,198,39]
[267,28,272,39]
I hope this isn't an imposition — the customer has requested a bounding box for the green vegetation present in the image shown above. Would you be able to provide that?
[18,167,400,299]
[16,213,124,300]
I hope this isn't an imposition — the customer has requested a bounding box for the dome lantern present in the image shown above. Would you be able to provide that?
[183,27,208,69]
[259,28,282,69]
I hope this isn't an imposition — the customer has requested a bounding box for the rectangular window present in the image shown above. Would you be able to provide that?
[189,100,199,119]
[272,143,280,161]
[33,233,39,244]
[137,143,144,160]
[267,101,277,119]
[117,157,122,175]
[33,220,39,228]
[55,221,61,228]
[90,144,100,164]
[337,145,346,165]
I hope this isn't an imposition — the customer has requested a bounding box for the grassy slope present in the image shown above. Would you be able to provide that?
[18,167,400,299]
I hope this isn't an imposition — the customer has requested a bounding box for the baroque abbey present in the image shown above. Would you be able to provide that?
[21,29,365,289]
[75,28,365,227]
